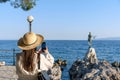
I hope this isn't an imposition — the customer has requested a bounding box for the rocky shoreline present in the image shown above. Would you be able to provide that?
[0,48,120,80]
[69,47,120,80]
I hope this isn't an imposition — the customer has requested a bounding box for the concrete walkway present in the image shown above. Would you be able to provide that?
[0,66,18,80]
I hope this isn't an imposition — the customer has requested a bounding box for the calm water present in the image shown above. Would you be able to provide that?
[0,40,120,80]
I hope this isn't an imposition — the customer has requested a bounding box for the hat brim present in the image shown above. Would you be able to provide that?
[18,34,44,50]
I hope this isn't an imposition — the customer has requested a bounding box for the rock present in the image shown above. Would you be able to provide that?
[49,63,62,80]
[55,58,67,71]
[69,47,120,80]
[49,58,67,80]
[83,69,99,79]
[111,61,119,67]
[0,61,5,66]
[56,58,63,66]
[55,58,67,66]
[69,59,120,80]
[61,60,67,66]
[84,48,98,64]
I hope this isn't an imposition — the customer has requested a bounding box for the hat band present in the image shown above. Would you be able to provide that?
[23,37,38,46]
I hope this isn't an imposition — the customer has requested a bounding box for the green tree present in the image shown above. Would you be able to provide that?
[0,0,9,3]
[0,0,36,11]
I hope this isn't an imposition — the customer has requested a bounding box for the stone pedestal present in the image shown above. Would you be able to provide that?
[84,47,98,64]
[69,48,120,80]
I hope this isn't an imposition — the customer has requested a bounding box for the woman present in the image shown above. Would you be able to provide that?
[16,32,54,80]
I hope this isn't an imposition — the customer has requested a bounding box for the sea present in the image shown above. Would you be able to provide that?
[0,40,120,80]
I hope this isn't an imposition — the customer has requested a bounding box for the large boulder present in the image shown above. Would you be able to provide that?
[69,48,120,80]
[69,59,120,80]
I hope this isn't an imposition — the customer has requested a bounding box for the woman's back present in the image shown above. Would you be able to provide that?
[16,52,38,80]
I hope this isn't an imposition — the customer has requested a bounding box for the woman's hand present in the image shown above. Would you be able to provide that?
[36,47,49,54]
[43,47,49,54]
[36,48,42,54]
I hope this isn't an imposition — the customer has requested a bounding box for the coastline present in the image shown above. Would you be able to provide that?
[0,40,120,80]
[0,66,18,80]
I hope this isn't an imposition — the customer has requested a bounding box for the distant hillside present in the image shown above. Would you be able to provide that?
[97,37,120,40]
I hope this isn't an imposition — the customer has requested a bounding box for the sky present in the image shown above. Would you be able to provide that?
[0,0,120,40]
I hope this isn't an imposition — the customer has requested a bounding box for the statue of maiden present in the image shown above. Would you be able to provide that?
[88,32,92,47]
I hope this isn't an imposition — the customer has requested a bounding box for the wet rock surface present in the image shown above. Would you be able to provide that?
[69,48,120,80]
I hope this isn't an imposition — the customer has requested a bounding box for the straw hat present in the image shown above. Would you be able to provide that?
[18,32,44,50]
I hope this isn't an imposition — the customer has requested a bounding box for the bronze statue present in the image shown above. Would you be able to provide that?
[88,32,92,47]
